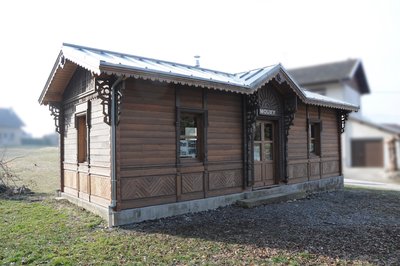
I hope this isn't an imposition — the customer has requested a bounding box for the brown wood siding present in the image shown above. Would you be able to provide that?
[117,79,177,209]
[61,68,111,207]
[287,104,341,184]
[207,90,243,196]
[320,108,340,177]
[287,103,308,161]
[180,86,203,109]
[117,82,244,210]
[287,103,308,183]
[208,91,243,162]
[351,139,384,167]
[119,79,176,166]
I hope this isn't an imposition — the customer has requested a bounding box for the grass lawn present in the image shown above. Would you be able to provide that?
[2,146,59,195]
[1,146,399,265]
[0,197,371,266]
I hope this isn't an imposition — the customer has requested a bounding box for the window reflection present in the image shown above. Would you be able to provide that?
[254,144,261,161]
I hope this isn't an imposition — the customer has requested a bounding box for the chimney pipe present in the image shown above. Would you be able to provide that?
[194,55,200,67]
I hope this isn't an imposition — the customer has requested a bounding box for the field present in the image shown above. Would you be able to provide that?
[1,146,59,195]
[1,147,400,265]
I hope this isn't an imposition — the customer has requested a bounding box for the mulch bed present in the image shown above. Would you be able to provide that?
[125,188,400,265]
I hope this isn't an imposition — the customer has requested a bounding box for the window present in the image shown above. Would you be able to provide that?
[77,114,87,163]
[254,121,274,161]
[309,122,321,156]
[180,113,202,159]
[351,139,384,167]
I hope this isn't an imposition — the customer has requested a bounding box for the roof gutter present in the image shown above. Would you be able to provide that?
[108,76,123,226]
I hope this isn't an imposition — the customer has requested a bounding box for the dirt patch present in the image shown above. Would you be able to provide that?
[124,188,400,265]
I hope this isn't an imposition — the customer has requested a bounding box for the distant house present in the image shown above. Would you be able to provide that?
[0,108,25,147]
[39,43,357,226]
[289,60,400,181]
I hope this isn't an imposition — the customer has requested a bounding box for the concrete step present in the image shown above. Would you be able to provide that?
[236,191,307,208]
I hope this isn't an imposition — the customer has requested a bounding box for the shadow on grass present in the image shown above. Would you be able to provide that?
[122,189,400,265]
[0,191,51,202]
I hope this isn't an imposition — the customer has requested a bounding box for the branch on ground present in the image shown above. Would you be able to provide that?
[0,150,32,196]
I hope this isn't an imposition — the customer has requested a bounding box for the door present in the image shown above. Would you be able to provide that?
[351,139,384,167]
[253,121,277,187]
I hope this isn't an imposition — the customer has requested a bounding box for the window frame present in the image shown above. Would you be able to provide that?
[76,112,88,164]
[308,119,322,157]
[253,121,274,162]
[177,108,206,163]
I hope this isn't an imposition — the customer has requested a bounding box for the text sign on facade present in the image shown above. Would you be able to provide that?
[259,108,277,116]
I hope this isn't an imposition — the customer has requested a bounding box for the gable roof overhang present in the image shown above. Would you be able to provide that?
[288,59,370,95]
[38,43,359,112]
[350,116,400,136]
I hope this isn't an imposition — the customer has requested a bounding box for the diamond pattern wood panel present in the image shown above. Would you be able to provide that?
[288,163,308,179]
[78,173,88,193]
[90,175,111,199]
[310,162,320,177]
[182,173,203,194]
[121,175,176,200]
[322,161,339,175]
[64,170,77,189]
[209,170,242,190]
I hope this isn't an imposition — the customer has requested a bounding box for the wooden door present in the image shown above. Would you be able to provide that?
[253,121,277,187]
[351,139,384,167]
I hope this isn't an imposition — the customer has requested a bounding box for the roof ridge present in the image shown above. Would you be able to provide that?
[234,63,280,75]
[289,58,359,71]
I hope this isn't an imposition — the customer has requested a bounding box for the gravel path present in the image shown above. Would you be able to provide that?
[125,188,400,265]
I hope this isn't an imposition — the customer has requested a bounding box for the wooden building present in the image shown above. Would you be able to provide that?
[39,44,358,226]
[289,60,400,181]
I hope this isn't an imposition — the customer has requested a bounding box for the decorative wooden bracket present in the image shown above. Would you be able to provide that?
[245,92,259,186]
[283,96,297,183]
[95,77,113,125]
[338,111,349,134]
[49,103,62,134]
[95,76,124,125]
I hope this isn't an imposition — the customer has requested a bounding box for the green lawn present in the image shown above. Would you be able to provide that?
[1,197,366,266]
[0,146,394,265]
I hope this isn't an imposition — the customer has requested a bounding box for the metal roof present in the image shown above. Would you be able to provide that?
[288,59,370,94]
[39,43,359,112]
[0,108,24,128]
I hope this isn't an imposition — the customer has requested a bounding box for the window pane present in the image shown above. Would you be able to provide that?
[310,140,315,153]
[180,114,198,159]
[254,122,261,141]
[264,143,273,160]
[77,115,87,163]
[264,124,273,141]
[311,124,315,138]
[254,144,261,161]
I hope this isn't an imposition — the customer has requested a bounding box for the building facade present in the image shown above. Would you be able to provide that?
[0,108,25,147]
[39,44,357,226]
[289,60,400,181]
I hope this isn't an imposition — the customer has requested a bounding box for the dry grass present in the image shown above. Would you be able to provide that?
[2,146,59,195]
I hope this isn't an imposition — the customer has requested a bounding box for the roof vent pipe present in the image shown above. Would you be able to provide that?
[194,55,200,67]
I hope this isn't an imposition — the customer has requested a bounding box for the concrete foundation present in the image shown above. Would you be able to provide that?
[60,175,343,227]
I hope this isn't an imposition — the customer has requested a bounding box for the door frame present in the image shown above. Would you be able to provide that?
[253,119,279,187]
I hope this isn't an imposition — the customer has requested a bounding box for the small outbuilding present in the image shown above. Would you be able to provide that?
[39,43,357,226]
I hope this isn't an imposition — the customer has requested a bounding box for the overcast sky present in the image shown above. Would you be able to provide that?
[0,0,399,137]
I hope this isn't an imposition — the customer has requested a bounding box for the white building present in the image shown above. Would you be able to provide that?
[289,59,400,182]
[0,108,25,147]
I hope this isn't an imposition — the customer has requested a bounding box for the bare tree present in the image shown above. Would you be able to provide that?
[0,149,28,195]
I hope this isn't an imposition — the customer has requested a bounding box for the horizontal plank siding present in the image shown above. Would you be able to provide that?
[119,79,176,167]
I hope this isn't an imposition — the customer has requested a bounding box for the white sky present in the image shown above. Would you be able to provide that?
[0,0,399,137]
